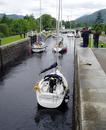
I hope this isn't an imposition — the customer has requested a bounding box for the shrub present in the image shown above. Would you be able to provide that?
[0,32,5,38]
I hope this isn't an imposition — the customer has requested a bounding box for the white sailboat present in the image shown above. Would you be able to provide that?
[52,37,67,53]
[52,0,67,53]
[31,0,47,53]
[34,0,69,108]
[67,32,74,37]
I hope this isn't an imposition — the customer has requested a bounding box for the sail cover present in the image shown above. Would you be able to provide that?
[40,62,57,74]
[44,74,62,80]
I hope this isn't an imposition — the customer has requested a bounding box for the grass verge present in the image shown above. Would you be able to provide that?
[88,38,106,48]
[1,35,26,46]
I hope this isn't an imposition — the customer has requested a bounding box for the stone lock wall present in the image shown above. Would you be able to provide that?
[0,37,31,68]
[0,33,51,69]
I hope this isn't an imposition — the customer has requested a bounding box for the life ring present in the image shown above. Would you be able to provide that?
[34,86,40,92]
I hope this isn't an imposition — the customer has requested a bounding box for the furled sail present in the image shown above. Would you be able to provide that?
[40,62,57,74]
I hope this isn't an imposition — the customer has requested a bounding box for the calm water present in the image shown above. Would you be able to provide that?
[0,35,75,130]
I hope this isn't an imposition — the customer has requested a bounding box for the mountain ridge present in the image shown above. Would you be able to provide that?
[0,8,106,23]
[74,8,106,23]
[0,13,24,19]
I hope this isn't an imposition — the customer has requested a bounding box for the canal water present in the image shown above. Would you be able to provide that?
[0,35,75,130]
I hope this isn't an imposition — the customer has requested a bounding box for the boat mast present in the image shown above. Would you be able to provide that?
[56,0,60,65]
[70,9,72,31]
[57,0,60,41]
[40,0,41,37]
[61,0,62,29]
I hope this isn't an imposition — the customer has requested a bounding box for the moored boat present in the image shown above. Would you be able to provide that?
[33,0,69,108]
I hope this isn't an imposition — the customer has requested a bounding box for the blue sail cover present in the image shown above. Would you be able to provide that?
[38,37,42,42]
[40,62,57,74]
[44,74,62,80]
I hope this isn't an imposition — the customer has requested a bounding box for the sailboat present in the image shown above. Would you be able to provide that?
[31,0,47,53]
[52,36,67,53]
[52,0,67,53]
[67,31,74,37]
[34,0,69,108]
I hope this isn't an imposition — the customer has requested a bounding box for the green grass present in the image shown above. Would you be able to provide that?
[1,35,26,45]
[88,38,106,48]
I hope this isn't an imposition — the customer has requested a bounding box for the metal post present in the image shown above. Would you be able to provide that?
[91,34,93,48]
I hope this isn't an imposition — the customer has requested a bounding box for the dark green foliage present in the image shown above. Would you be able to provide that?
[0,32,5,38]
[0,23,9,36]
[11,18,28,34]
[0,13,36,36]
[93,11,104,34]
[36,14,56,32]
[95,11,103,24]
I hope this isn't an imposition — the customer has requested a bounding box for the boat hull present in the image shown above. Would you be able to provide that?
[67,33,74,37]
[35,69,68,108]
[52,44,67,53]
[31,42,47,53]
[32,47,46,53]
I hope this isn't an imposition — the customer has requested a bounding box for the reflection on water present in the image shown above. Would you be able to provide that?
[34,104,69,130]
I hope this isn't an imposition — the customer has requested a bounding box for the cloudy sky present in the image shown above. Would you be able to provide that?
[0,0,106,21]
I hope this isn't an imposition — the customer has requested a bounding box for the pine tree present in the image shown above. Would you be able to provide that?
[95,11,103,24]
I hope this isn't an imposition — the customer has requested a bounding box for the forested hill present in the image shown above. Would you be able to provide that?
[74,8,106,23]
[0,14,24,19]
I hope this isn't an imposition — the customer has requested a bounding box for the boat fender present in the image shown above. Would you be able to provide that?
[34,86,40,92]
[65,86,67,92]
[65,95,69,103]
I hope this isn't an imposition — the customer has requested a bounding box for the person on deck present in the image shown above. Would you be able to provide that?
[49,77,55,93]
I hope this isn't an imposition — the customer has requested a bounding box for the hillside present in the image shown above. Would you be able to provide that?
[74,8,106,23]
[0,13,24,19]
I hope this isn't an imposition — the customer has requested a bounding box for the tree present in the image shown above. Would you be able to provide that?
[0,23,9,36]
[11,18,28,34]
[42,14,52,31]
[94,11,104,31]
[35,14,56,32]
[1,14,8,24]
[23,14,37,31]
[24,14,30,20]
[95,11,104,25]
[28,14,36,31]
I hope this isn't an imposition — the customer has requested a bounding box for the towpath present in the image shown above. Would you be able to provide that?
[75,37,106,130]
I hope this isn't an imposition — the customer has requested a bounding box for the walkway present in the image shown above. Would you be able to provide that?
[99,36,106,44]
[75,38,106,130]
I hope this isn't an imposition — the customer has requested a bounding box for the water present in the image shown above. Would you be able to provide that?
[0,35,75,130]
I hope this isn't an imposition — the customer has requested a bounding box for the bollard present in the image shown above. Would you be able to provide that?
[101,44,103,48]
[91,34,93,48]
